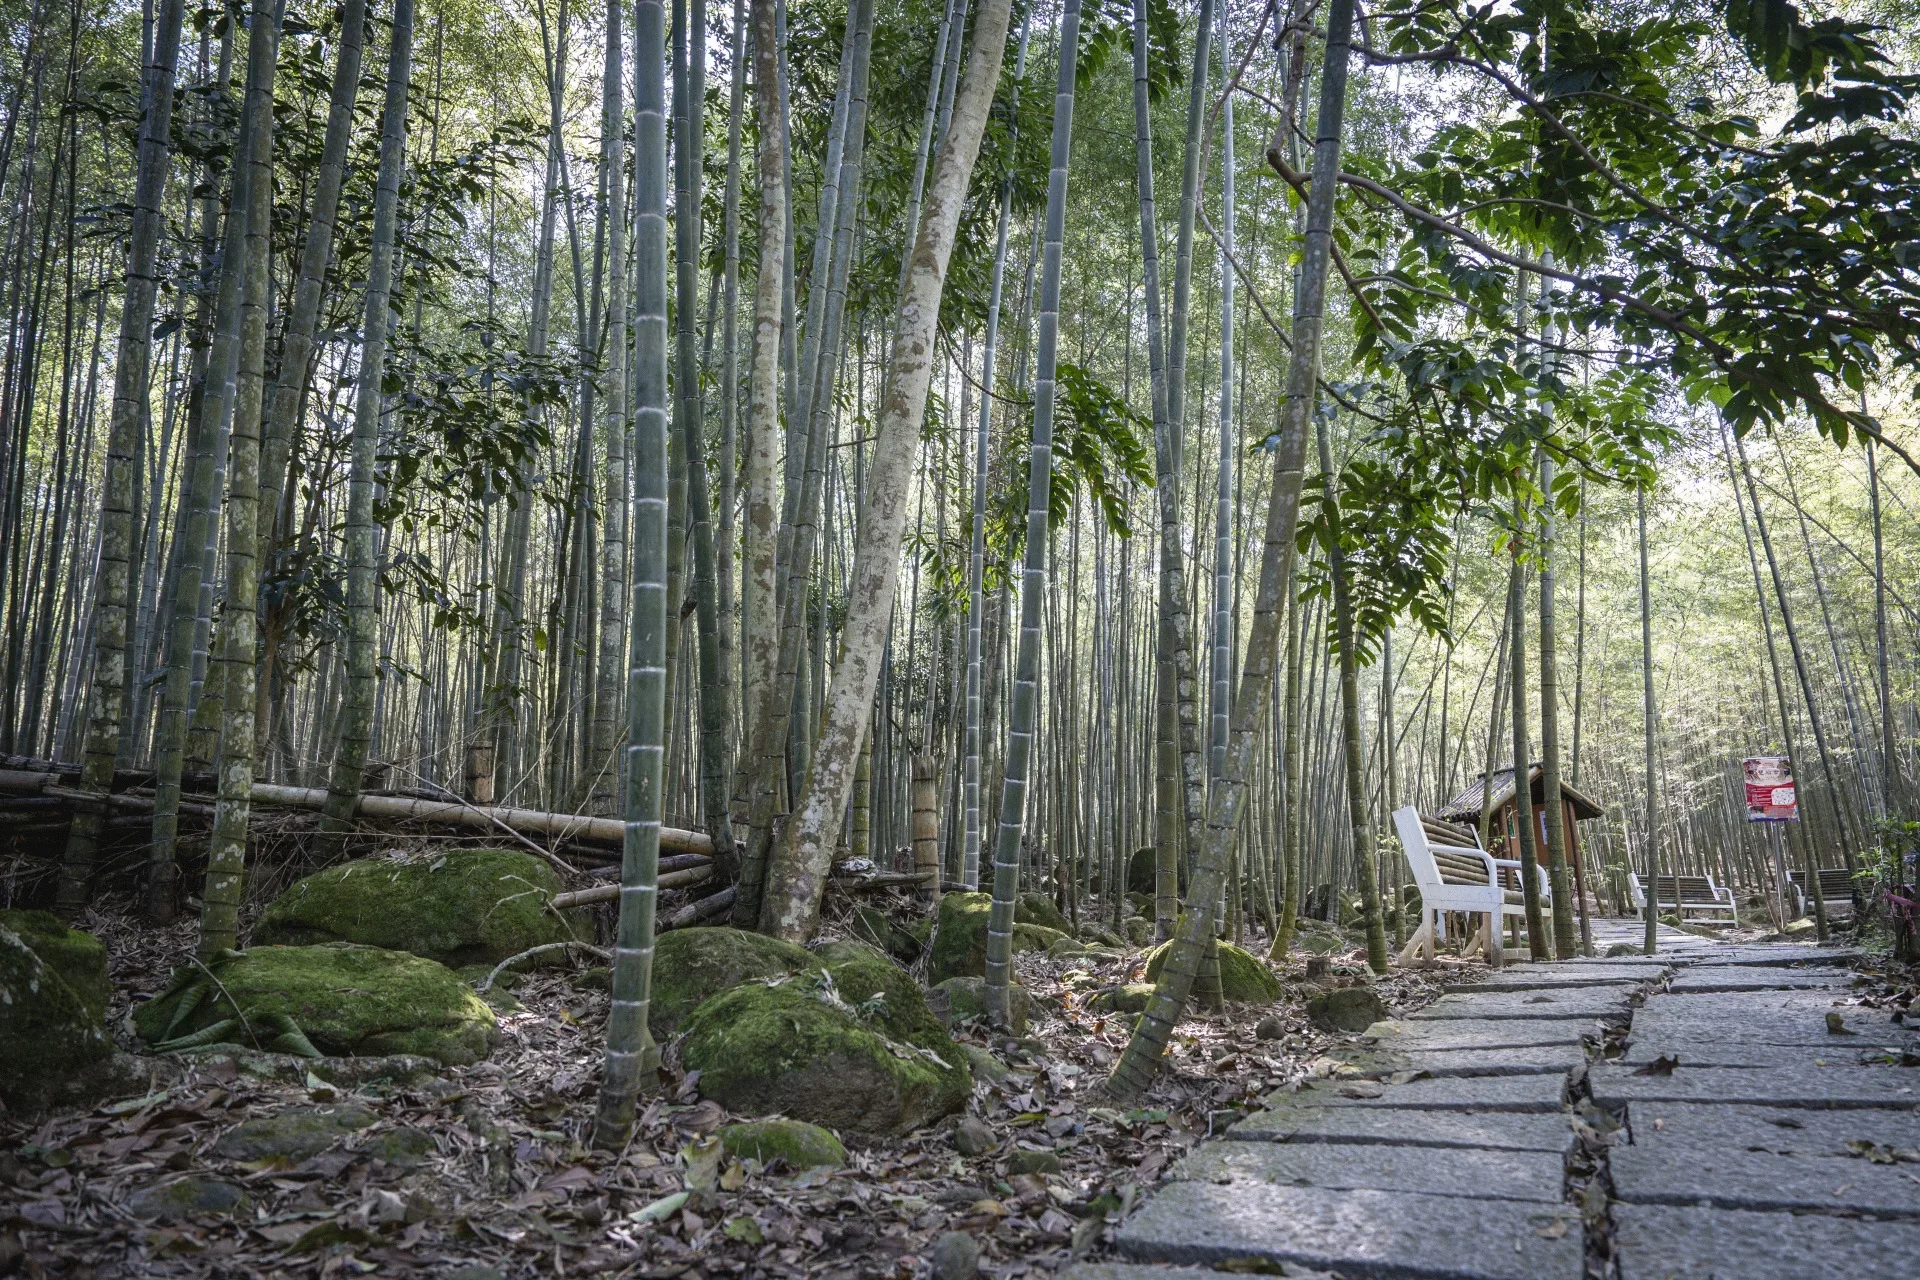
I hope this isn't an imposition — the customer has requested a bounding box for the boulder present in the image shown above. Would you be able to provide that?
[953,1115,996,1156]
[927,893,1072,983]
[960,1045,1011,1084]
[1015,893,1074,936]
[1089,983,1156,1014]
[1122,917,1153,947]
[934,976,1033,1034]
[253,849,583,968]
[0,910,109,1021]
[1046,935,1089,959]
[719,1119,846,1170]
[1080,924,1127,949]
[1126,848,1185,896]
[127,1177,248,1223]
[213,1105,378,1162]
[1007,1147,1061,1175]
[650,926,816,1038]
[931,1231,981,1280]
[1306,985,1388,1033]
[812,947,954,1049]
[1143,940,1282,1004]
[681,979,971,1137]
[0,921,113,1116]
[852,905,924,963]
[132,944,498,1065]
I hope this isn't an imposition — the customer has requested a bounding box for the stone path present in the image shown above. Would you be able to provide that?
[1067,919,1920,1280]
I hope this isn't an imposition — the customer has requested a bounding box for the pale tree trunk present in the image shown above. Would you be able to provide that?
[733,0,875,926]
[587,0,630,815]
[57,0,185,915]
[318,0,415,851]
[1869,439,1901,816]
[966,16,1030,891]
[719,0,745,751]
[736,0,784,815]
[594,0,671,1149]
[197,0,283,958]
[1506,542,1547,962]
[1267,561,1303,959]
[1107,0,1354,1101]
[753,0,1014,942]
[983,0,1080,1025]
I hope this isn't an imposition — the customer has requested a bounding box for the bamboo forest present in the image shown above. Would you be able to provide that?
[4,0,1920,1275]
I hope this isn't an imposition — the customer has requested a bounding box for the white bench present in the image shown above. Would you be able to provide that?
[1627,873,1739,924]
[1393,805,1551,966]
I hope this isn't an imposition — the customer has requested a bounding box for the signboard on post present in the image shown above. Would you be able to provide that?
[1743,756,1798,822]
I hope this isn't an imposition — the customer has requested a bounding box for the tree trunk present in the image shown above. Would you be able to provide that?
[1536,452,1580,956]
[751,0,1014,941]
[197,0,284,958]
[1637,486,1663,954]
[1107,0,1356,1100]
[57,0,185,915]
[318,0,415,852]
[1507,544,1547,962]
[594,0,672,1149]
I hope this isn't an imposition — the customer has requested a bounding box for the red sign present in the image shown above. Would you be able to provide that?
[1743,756,1798,822]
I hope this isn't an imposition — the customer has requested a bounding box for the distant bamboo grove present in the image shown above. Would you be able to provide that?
[1,0,1915,993]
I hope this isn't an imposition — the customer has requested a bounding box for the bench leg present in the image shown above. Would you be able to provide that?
[1397,917,1435,967]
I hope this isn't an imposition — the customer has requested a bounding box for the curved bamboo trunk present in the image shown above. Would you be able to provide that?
[197,0,284,958]
[594,0,672,1149]
[318,0,416,851]
[752,0,1014,942]
[57,0,185,915]
[1107,0,1355,1100]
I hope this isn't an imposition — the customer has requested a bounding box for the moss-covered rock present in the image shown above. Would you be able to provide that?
[813,947,954,1049]
[127,1177,248,1222]
[0,910,108,1022]
[1123,917,1153,947]
[851,905,925,963]
[0,922,113,1116]
[1306,985,1387,1033]
[682,980,971,1137]
[1089,983,1157,1014]
[1015,893,1073,936]
[213,1105,378,1162]
[933,976,1033,1034]
[1080,924,1127,950]
[650,926,816,1038]
[132,944,497,1065]
[253,849,582,968]
[1143,941,1282,1004]
[719,1119,846,1170]
[927,894,1072,983]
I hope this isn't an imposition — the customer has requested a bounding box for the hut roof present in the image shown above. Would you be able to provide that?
[1437,763,1604,824]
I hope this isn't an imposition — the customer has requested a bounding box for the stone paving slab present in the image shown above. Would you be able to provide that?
[1445,965,1668,993]
[1114,1180,1584,1280]
[1337,1043,1589,1078]
[1690,946,1860,968]
[1058,1265,1213,1280]
[1173,1140,1567,1203]
[1263,1074,1569,1113]
[1665,968,1854,994]
[1589,1062,1920,1110]
[1621,1101,1920,1156]
[1613,1202,1920,1280]
[1361,1018,1596,1051]
[1409,987,1636,1021]
[1610,1143,1920,1218]
[1620,1035,1919,1068]
[1628,1000,1911,1046]
[1229,1107,1577,1155]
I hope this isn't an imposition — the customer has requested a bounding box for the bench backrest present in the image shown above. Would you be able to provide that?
[1787,868,1854,893]
[1650,875,1720,904]
[1394,806,1493,887]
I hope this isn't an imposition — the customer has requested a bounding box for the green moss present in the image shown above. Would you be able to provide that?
[133,944,497,1065]
[1015,893,1073,936]
[851,906,924,962]
[1089,983,1156,1014]
[682,981,969,1137]
[212,1105,378,1162]
[253,849,582,968]
[933,976,1032,1034]
[928,893,1072,983]
[719,1119,847,1170]
[1143,940,1282,1004]
[0,910,108,1022]
[0,923,112,1116]
[650,926,815,1038]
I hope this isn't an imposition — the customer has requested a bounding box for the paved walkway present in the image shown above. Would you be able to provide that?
[1070,920,1920,1279]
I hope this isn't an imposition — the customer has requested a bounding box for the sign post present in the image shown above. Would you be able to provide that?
[1744,756,1798,925]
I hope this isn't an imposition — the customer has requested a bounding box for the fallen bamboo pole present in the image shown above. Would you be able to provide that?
[551,864,715,908]
[0,769,714,856]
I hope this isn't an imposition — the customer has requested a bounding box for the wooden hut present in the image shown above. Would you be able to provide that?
[1437,764,1605,910]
